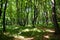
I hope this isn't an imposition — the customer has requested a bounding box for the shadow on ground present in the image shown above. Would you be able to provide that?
[0,33,14,40]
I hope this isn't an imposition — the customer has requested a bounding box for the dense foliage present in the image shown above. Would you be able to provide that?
[0,0,60,40]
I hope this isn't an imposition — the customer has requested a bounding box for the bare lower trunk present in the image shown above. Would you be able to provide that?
[3,0,7,32]
[52,0,60,34]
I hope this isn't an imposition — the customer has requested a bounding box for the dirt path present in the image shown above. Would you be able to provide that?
[13,35,34,40]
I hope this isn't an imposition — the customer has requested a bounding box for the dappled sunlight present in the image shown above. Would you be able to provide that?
[13,35,33,40]
[31,28,42,32]
[3,32,10,35]
[21,28,42,32]
[27,25,31,27]
[22,29,30,32]
[18,32,21,35]
[44,35,50,39]
[0,0,60,40]
[13,27,19,30]
[45,29,55,33]
[14,35,24,39]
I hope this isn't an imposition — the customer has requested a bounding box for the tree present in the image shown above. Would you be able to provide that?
[3,0,7,32]
[16,0,21,25]
[0,0,3,16]
[32,4,39,27]
[52,0,60,34]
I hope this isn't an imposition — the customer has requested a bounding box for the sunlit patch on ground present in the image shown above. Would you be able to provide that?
[45,29,55,33]
[13,35,34,40]
[3,32,10,35]
[44,35,50,39]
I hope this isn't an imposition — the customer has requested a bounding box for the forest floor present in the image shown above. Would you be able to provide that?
[0,27,60,40]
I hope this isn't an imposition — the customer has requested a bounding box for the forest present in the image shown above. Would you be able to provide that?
[0,0,60,40]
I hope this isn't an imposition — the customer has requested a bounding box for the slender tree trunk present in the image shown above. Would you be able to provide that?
[3,0,7,32]
[32,5,38,27]
[0,0,3,16]
[16,0,20,25]
[45,12,48,26]
[25,1,29,25]
[43,1,48,26]
[52,0,60,34]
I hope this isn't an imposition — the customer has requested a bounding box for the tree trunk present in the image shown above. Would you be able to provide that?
[0,0,3,16]
[45,12,48,26]
[52,0,60,34]
[16,0,21,25]
[32,5,38,27]
[3,0,7,32]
